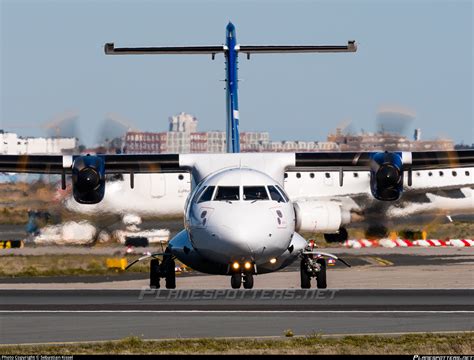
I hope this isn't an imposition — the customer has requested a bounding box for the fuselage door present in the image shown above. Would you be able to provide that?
[150,174,166,198]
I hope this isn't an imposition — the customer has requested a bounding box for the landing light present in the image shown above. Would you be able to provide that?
[270,258,277,264]
[244,262,252,270]
[232,262,240,270]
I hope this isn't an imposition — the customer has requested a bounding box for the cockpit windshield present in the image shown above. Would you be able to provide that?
[198,186,215,203]
[267,185,285,203]
[243,186,269,201]
[275,185,290,202]
[215,186,240,201]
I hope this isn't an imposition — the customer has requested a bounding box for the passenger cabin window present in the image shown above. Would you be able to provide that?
[243,186,269,201]
[215,186,240,201]
[275,185,290,202]
[268,185,285,203]
[198,186,215,203]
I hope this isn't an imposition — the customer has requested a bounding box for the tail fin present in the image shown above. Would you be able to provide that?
[105,24,357,154]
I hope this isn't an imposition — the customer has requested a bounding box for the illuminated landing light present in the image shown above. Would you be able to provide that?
[244,262,252,270]
[270,258,277,264]
[232,262,240,270]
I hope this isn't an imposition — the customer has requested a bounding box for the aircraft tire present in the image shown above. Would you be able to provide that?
[300,259,311,289]
[164,258,176,289]
[243,273,254,289]
[316,258,327,289]
[324,227,348,243]
[337,227,349,242]
[231,273,242,289]
[150,258,161,289]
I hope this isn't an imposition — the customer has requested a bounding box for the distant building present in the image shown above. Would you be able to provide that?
[190,131,226,153]
[327,129,453,151]
[240,132,270,152]
[0,131,77,155]
[126,113,274,154]
[124,112,454,154]
[169,112,198,133]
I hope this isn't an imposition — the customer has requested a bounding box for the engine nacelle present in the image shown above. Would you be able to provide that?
[72,155,106,204]
[294,201,350,233]
[370,152,404,201]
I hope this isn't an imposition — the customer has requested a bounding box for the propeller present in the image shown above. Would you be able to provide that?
[376,105,415,138]
[91,112,139,153]
[42,110,82,140]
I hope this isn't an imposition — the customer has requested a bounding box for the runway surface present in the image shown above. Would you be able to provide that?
[0,289,472,344]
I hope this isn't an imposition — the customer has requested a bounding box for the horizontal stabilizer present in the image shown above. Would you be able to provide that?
[105,43,226,55]
[239,41,357,54]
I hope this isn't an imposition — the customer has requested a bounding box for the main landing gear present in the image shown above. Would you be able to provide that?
[230,272,254,289]
[150,255,176,289]
[324,227,349,243]
[300,256,327,289]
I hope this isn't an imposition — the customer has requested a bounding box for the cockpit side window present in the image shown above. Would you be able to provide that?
[268,185,285,203]
[192,185,207,204]
[215,186,240,201]
[243,186,269,201]
[275,185,290,202]
[198,186,215,203]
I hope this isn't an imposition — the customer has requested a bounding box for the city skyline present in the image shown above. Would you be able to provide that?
[1,1,472,146]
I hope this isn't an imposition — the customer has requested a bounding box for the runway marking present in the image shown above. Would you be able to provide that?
[373,257,394,266]
[0,310,472,314]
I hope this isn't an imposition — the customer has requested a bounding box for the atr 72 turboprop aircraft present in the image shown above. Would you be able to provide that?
[1,23,473,289]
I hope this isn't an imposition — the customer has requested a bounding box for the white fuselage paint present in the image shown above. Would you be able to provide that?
[59,154,473,274]
[184,167,295,265]
[65,165,474,218]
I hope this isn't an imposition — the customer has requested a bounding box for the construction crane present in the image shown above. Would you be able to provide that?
[3,110,80,138]
[104,112,138,132]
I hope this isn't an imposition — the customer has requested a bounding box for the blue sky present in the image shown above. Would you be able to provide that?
[1,0,472,146]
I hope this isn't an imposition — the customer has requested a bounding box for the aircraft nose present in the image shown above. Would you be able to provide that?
[217,225,253,257]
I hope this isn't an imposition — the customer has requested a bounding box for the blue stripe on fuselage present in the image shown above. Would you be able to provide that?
[225,22,240,153]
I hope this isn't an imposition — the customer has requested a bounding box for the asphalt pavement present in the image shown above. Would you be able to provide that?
[0,289,472,344]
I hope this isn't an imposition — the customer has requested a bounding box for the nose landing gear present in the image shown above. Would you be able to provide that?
[230,272,254,289]
[243,273,254,289]
[230,273,242,289]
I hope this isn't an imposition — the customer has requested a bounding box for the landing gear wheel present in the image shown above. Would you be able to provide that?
[230,273,242,289]
[243,273,254,289]
[300,259,311,289]
[324,227,349,243]
[150,258,161,289]
[316,258,327,289]
[365,224,388,239]
[337,227,348,242]
[163,257,176,289]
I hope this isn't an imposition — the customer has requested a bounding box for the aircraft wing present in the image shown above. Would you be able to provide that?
[286,150,473,235]
[292,150,474,170]
[0,150,472,178]
[0,154,185,174]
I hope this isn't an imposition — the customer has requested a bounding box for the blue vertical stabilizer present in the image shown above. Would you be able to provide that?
[225,22,240,153]
[104,25,356,154]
